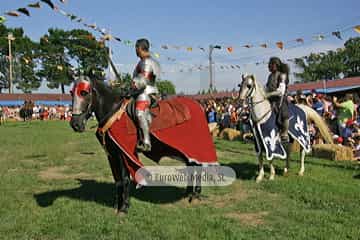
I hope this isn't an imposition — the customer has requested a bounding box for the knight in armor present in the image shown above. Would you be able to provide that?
[265,57,290,152]
[132,38,160,152]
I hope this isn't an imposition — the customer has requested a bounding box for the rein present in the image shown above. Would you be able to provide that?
[246,81,271,124]
[97,100,130,145]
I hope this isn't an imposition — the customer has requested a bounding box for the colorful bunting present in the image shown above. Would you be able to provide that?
[260,44,267,48]
[296,38,304,44]
[113,37,121,42]
[5,11,20,17]
[354,25,360,34]
[17,8,31,16]
[41,0,55,10]
[314,35,325,41]
[187,47,193,51]
[332,31,342,40]
[276,41,284,50]
[28,2,41,8]
[243,44,252,48]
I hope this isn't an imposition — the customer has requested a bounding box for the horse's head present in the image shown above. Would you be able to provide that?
[70,76,94,132]
[238,74,256,101]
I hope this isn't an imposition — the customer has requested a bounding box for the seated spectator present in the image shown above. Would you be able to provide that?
[312,94,324,116]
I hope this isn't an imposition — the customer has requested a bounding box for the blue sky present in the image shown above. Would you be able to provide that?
[1,0,360,93]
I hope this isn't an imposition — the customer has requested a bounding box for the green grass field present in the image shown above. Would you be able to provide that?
[0,121,360,240]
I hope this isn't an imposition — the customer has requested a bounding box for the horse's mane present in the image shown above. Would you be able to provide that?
[252,76,266,99]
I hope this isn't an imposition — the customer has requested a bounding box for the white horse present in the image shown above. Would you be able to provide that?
[238,74,333,182]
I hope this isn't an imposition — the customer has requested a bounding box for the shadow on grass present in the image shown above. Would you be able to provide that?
[223,162,258,180]
[353,173,360,179]
[34,179,187,208]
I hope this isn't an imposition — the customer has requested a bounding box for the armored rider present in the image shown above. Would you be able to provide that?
[132,38,160,152]
[265,57,290,152]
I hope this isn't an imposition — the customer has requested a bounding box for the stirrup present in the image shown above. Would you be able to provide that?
[136,142,151,152]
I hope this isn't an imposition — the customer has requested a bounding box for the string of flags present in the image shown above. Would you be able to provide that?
[1,0,360,74]
[2,0,360,58]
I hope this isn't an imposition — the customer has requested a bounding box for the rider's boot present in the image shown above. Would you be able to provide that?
[136,109,152,152]
[280,119,290,174]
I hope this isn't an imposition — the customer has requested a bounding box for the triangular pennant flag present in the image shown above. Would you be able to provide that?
[76,18,83,23]
[236,65,241,69]
[28,2,41,8]
[332,31,342,40]
[314,35,325,41]
[123,40,133,46]
[113,37,121,42]
[260,44,268,48]
[276,41,284,50]
[17,8,31,17]
[0,16,6,24]
[102,34,112,41]
[199,47,205,51]
[153,53,160,58]
[243,44,252,48]
[59,0,66,3]
[353,25,360,34]
[231,65,235,69]
[227,47,233,53]
[23,57,31,64]
[41,0,55,9]
[296,38,304,44]
[161,45,168,50]
[69,14,77,21]
[187,47,193,52]
[87,24,97,29]
[5,11,20,17]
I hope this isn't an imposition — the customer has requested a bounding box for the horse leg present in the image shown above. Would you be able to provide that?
[256,153,265,183]
[114,152,131,214]
[269,160,276,181]
[193,165,202,200]
[283,142,291,175]
[298,147,305,176]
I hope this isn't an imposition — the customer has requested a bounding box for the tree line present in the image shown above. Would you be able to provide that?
[294,37,360,82]
[0,24,176,95]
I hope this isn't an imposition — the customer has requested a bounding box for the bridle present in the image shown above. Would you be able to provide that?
[241,77,271,123]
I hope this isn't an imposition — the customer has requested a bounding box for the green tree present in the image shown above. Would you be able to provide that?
[343,37,360,77]
[156,80,176,95]
[0,24,41,93]
[37,28,74,94]
[294,37,360,83]
[66,29,108,80]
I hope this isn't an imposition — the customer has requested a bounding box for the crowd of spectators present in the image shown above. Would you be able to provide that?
[0,101,72,121]
[199,90,360,161]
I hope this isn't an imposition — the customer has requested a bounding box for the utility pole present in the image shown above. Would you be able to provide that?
[208,45,221,93]
[7,33,15,94]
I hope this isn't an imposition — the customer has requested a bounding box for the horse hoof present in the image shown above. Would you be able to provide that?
[298,172,304,177]
[269,176,275,181]
[188,193,202,204]
[116,209,128,217]
[255,178,263,183]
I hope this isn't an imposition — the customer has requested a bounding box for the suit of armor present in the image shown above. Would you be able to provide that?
[266,71,289,142]
[132,56,160,151]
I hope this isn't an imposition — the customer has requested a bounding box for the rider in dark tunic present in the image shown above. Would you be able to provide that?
[265,57,290,147]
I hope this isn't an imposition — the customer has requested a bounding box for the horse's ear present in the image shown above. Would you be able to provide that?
[250,75,256,81]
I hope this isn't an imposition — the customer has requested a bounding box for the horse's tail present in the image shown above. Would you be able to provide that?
[296,104,333,144]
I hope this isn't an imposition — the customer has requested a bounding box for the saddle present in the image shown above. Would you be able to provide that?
[126,98,191,135]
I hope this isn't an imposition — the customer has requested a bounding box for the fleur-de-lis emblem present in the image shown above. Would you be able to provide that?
[264,129,280,151]
[295,116,309,137]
